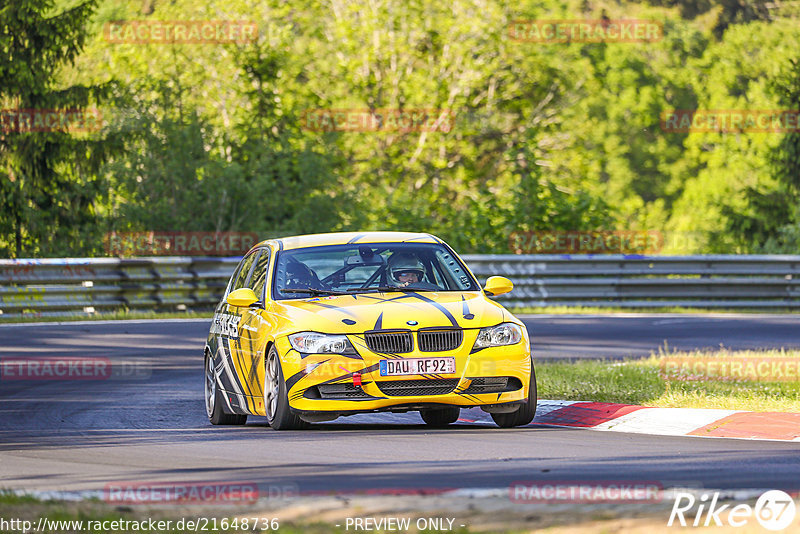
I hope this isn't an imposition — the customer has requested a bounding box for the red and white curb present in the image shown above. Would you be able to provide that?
[458,401,800,442]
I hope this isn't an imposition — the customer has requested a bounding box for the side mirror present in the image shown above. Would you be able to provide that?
[226,288,259,307]
[483,276,513,296]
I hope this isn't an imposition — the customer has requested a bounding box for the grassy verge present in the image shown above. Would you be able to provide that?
[0,310,213,324]
[537,348,800,412]
[4,304,799,324]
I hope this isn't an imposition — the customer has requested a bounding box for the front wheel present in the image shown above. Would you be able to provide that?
[492,360,537,428]
[205,353,247,425]
[420,406,460,427]
[264,346,308,430]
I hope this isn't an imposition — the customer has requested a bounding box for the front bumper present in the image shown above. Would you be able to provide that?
[275,328,532,414]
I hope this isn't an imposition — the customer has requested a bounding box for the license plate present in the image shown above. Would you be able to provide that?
[379,357,456,376]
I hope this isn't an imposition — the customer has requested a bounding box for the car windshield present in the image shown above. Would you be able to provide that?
[272,242,479,299]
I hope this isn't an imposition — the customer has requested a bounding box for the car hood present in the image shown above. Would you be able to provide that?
[271,291,510,334]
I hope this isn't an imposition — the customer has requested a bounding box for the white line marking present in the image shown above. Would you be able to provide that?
[592,407,741,435]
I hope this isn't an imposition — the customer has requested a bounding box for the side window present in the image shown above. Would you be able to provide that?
[248,249,271,301]
[230,250,259,293]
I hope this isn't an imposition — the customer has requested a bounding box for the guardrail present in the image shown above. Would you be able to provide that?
[0,257,239,318]
[1,255,799,318]
[462,255,800,309]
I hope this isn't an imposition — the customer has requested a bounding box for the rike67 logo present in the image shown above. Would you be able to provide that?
[669,490,796,530]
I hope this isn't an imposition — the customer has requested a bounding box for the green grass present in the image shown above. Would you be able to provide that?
[0,310,213,324]
[2,304,797,324]
[537,348,800,412]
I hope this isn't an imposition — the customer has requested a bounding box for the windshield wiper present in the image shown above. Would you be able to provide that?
[358,286,433,293]
[281,288,351,296]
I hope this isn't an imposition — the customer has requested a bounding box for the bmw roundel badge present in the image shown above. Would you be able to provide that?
[407,320,418,326]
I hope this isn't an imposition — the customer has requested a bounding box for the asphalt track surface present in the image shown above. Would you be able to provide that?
[0,314,799,496]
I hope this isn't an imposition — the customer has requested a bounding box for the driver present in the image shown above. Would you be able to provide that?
[285,260,316,289]
[387,253,426,287]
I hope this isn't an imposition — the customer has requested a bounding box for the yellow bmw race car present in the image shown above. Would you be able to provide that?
[204,231,535,430]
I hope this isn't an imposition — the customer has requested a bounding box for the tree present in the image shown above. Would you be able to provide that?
[0,0,115,257]
[723,57,800,252]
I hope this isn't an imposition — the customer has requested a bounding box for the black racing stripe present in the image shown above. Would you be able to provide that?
[374,311,383,330]
[230,335,256,399]
[304,300,358,317]
[316,363,381,386]
[244,318,263,397]
[461,295,474,319]
[290,363,331,400]
[347,233,367,244]
[406,292,459,327]
[385,293,416,302]
[357,294,389,302]
[295,348,362,361]
[358,293,416,304]
[285,369,307,392]
[460,393,483,403]
[223,337,254,398]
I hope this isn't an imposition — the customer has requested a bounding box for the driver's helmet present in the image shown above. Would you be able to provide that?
[285,261,315,288]
[388,253,425,285]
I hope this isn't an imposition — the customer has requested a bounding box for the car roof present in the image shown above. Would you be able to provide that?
[256,231,441,251]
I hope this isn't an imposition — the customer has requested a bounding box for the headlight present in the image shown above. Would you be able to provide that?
[288,332,357,354]
[473,322,523,348]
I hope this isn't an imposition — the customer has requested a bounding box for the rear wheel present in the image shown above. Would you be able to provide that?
[492,360,537,428]
[420,406,460,427]
[264,346,308,430]
[205,353,247,425]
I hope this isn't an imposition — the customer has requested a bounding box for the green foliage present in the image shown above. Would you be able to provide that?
[0,0,119,258]
[4,0,800,257]
[722,53,800,253]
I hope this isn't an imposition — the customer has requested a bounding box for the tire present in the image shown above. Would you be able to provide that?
[264,345,308,430]
[420,406,460,427]
[492,359,537,428]
[205,352,247,425]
